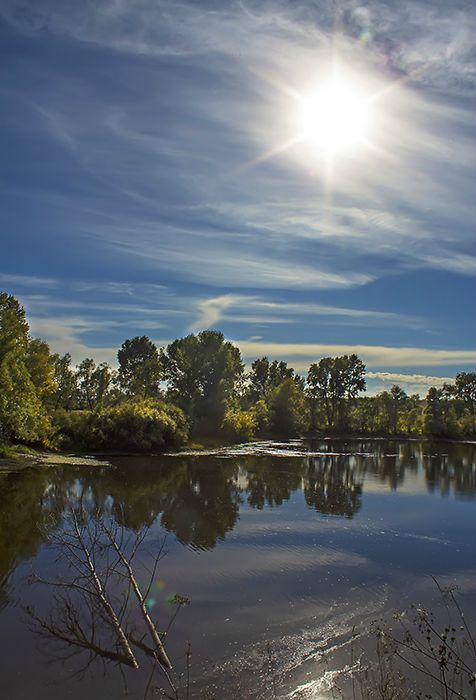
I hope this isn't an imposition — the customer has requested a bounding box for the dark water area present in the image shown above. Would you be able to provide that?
[0,438,475,698]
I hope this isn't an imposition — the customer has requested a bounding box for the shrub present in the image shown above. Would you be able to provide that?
[250,399,270,434]
[222,408,257,442]
[53,409,97,450]
[94,400,188,451]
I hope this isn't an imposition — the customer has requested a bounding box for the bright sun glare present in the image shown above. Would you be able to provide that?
[297,77,371,156]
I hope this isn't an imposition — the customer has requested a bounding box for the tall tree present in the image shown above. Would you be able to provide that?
[247,357,297,402]
[350,396,380,434]
[307,354,366,430]
[26,338,57,401]
[116,336,161,399]
[453,372,476,414]
[0,291,29,361]
[0,292,50,443]
[377,385,408,434]
[161,331,243,425]
[247,357,270,402]
[48,353,78,410]
[76,359,112,411]
[423,387,457,437]
[268,377,308,436]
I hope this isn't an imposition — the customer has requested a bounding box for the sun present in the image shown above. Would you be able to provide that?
[296,76,371,156]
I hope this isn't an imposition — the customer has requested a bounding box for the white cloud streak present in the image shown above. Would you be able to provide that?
[366,371,454,386]
[0,273,57,288]
[28,316,118,366]
[189,294,422,332]
[235,339,476,369]
[366,371,454,396]
[2,1,475,96]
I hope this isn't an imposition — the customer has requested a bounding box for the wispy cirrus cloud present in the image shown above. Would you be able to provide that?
[1,0,475,378]
[189,294,423,332]
[2,1,475,96]
[3,0,474,291]
[0,273,57,289]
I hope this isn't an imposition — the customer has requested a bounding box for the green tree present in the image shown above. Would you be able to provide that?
[0,292,51,444]
[399,393,423,434]
[376,385,408,434]
[26,338,56,401]
[247,357,296,402]
[116,336,161,399]
[307,354,366,430]
[268,377,309,436]
[161,331,243,426]
[247,357,270,402]
[48,353,78,410]
[250,399,270,434]
[269,360,296,388]
[423,387,458,437]
[0,291,29,359]
[0,352,49,443]
[350,396,380,434]
[453,372,476,414]
[76,358,112,411]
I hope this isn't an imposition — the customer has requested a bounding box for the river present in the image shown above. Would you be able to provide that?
[0,438,475,698]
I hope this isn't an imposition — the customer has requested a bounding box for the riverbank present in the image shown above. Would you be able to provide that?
[2,432,476,473]
[0,444,111,471]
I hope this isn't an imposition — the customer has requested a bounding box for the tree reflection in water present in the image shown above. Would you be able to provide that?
[303,455,363,518]
[1,440,475,609]
[0,440,475,698]
[0,465,62,610]
[244,456,303,509]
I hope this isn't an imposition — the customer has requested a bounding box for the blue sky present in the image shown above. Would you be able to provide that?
[1,0,475,395]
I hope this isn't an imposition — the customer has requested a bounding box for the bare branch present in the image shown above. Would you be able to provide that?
[102,521,172,670]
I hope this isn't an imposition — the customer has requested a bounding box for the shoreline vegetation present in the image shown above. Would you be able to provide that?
[1,290,475,457]
[2,432,476,471]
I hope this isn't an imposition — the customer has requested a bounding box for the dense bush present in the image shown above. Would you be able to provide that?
[222,408,257,442]
[53,409,97,450]
[54,401,188,452]
[94,400,188,451]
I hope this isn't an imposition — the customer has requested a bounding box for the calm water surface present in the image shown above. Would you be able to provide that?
[0,438,475,698]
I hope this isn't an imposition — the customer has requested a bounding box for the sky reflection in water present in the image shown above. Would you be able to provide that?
[0,438,475,698]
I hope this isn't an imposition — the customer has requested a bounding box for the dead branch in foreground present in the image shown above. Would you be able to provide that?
[27,508,190,698]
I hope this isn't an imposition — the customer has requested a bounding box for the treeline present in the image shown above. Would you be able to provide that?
[1,291,475,451]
